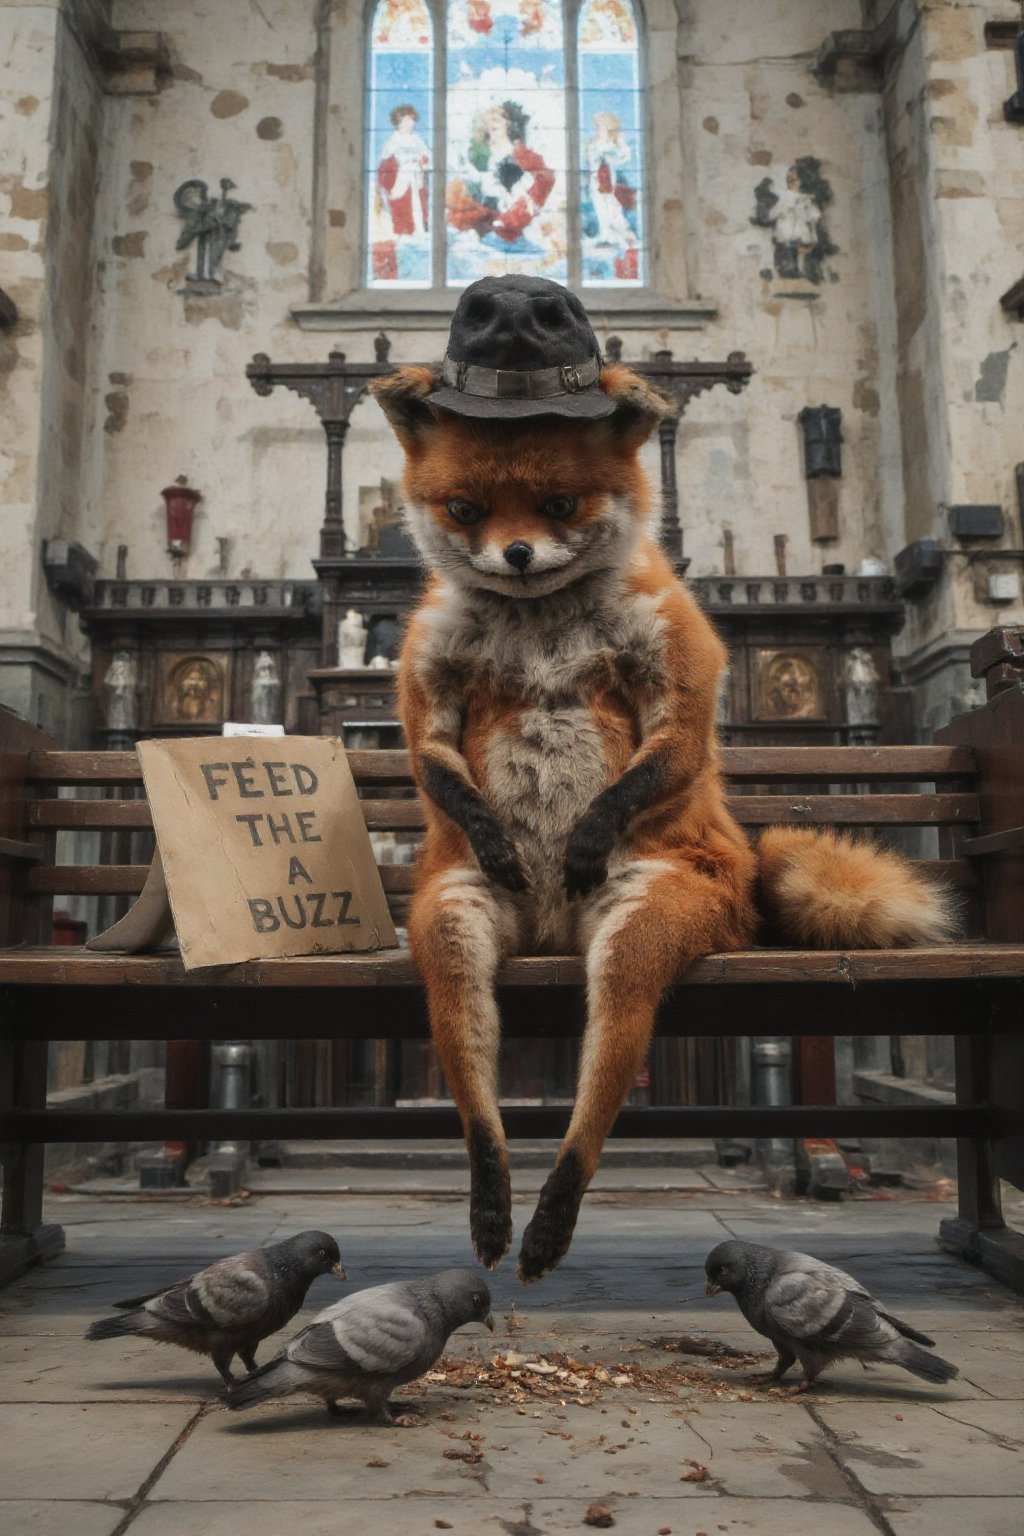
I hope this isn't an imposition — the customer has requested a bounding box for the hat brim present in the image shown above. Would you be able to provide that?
[428,386,616,421]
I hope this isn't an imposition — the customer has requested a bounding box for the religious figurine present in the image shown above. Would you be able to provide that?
[842,648,880,729]
[752,157,838,285]
[102,652,138,734]
[251,651,282,725]
[338,608,368,668]
[173,177,253,282]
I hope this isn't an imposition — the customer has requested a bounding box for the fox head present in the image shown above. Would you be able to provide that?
[369,365,670,599]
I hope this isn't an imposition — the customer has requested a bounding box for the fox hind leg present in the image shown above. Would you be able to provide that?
[517,858,749,1283]
[409,867,522,1268]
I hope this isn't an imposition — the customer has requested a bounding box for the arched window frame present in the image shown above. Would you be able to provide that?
[300,0,710,330]
[363,0,648,292]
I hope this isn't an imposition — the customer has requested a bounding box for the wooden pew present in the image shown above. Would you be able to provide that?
[1,627,1023,1289]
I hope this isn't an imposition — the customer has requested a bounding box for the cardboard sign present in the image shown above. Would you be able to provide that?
[89,737,396,970]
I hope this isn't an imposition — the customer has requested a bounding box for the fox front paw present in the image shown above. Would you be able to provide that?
[516,1151,586,1283]
[472,823,530,893]
[563,814,614,900]
[468,1123,512,1269]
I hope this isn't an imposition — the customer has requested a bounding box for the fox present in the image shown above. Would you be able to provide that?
[370,349,955,1285]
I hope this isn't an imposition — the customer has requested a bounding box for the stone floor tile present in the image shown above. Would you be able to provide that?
[156,1400,719,1503]
[813,1398,1024,1496]
[0,1403,200,1501]
[0,1502,123,1536]
[884,1497,1024,1536]
[130,1495,882,1536]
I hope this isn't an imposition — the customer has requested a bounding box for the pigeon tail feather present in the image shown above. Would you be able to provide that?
[897,1341,958,1384]
[879,1311,935,1348]
[227,1357,306,1410]
[86,1311,147,1341]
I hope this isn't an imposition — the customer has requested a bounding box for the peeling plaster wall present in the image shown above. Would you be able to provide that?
[0,0,104,737]
[81,0,328,584]
[875,0,1024,726]
[4,0,1024,740]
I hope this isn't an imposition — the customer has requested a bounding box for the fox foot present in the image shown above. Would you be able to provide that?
[517,1150,585,1283]
[469,1122,512,1269]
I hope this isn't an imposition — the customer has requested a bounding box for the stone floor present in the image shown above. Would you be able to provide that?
[1,1175,1022,1536]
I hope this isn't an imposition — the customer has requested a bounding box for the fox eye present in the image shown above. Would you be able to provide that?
[541,495,577,521]
[446,498,486,526]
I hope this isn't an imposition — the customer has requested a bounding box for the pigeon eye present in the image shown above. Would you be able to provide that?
[541,495,577,521]
[447,498,486,526]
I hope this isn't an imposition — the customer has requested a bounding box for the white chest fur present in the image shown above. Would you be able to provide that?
[414,576,668,941]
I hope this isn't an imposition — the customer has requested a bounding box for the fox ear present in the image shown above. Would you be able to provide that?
[369,365,441,449]
[600,365,672,448]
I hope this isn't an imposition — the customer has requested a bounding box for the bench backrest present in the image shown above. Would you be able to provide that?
[5,743,983,945]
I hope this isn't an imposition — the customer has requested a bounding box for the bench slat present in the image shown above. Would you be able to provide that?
[23,857,975,898]
[1,1103,991,1145]
[25,861,420,897]
[1,944,1021,988]
[25,791,981,832]
[25,744,979,787]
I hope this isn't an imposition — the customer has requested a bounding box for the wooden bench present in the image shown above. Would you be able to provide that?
[2,626,1023,1290]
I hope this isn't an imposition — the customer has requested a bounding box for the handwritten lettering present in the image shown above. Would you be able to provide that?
[246,892,361,935]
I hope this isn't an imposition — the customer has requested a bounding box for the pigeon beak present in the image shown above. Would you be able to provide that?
[705,1281,721,1297]
[483,1313,495,1332]
[331,1263,347,1280]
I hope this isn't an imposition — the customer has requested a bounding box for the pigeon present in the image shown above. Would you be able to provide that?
[704,1239,958,1394]
[86,1229,345,1386]
[227,1267,493,1424]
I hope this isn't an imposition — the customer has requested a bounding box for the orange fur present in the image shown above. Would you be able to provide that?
[372,363,954,1280]
[758,826,958,949]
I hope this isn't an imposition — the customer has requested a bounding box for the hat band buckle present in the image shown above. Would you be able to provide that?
[441,353,601,400]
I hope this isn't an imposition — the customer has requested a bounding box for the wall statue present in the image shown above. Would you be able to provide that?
[251,651,282,725]
[101,651,138,733]
[752,156,838,285]
[173,177,253,282]
[842,647,880,728]
[337,608,368,668]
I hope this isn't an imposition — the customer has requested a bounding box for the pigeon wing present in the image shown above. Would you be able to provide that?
[288,1288,429,1378]
[765,1270,895,1354]
[147,1253,271,1331]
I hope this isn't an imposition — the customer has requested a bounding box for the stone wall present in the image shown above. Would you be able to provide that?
[1,0,1023,741]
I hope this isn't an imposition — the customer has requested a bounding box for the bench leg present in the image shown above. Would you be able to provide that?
[0,1038,65,1286]
[939,1033,1024,1294]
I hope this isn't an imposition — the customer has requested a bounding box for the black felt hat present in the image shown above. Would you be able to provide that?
[430,276,614,421]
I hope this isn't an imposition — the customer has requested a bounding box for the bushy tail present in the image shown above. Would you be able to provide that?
[86,1310,148,1341]
[757,827,958,949]
[227,1355,306,1410]
[897,1340,958,1384]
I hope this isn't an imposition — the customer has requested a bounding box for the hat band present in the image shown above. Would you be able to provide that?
[441,353,602,400]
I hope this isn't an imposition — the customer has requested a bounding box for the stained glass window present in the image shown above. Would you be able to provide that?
[577,0,643,286]
[367,0,434,288]
[445,0,568,286]
[365,0,645,291]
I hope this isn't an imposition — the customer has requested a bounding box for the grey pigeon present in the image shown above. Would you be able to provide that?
[228,1267,493,1424]
[704,1239,958,1394]
[86,1229,345,1385]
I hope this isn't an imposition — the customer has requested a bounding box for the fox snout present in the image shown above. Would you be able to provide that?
[503,541,533,573]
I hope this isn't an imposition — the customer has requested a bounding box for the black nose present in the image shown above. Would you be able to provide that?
[503,541,533,573]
